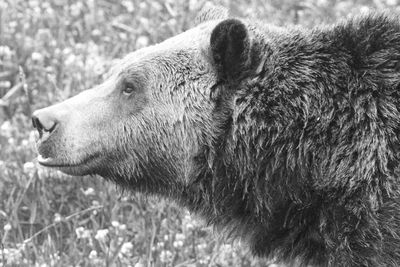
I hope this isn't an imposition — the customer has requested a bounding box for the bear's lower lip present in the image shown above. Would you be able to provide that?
[37,155,80,167]
[37,153,102,176]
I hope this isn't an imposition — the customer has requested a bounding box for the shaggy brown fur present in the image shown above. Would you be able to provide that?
[33,7,400,266]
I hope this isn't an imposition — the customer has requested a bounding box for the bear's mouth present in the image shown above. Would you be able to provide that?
[35,130,104,176]
[37,153,102,176]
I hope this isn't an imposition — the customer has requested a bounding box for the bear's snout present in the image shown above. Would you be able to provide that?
[31,87,114,172]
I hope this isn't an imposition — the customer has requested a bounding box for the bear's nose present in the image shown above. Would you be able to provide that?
[32,109,58,137]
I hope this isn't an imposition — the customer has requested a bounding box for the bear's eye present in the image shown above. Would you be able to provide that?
[122,83,136,95]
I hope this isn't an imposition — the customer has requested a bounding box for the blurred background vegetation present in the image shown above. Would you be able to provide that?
[0,0,399,266]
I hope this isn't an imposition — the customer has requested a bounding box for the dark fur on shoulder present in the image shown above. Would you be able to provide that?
[186,13,400,266]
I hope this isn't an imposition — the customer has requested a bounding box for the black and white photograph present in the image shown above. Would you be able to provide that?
[1,0,400,266]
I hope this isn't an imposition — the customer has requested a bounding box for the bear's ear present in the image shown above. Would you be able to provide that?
[195,2,228,24]
[210,19,250,82]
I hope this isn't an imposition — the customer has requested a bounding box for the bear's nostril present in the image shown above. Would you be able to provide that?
[32,115,44,137]
[32,111,57,138]
[32,116,38,129]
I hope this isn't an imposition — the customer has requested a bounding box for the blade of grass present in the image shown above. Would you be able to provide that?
[23,205,104,245]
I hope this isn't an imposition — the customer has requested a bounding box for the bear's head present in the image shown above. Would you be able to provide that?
[32,7,261,194]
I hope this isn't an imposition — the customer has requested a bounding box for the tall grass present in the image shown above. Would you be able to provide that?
[0,0,398,266]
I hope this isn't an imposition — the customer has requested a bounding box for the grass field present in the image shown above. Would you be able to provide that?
[0,0,398,266]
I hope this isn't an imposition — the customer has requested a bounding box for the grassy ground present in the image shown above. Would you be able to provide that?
[0,0,398,266]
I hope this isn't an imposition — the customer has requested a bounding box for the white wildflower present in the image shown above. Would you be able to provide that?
[197,243,207,251]
[82,187,95,196]
[1,121,12,137]
[159,250,173,263]
[360,6,370,14]
[75,227,85,238]
[88,250,97,259]
[185,222,194,231]
[65,54,77,66]
[70,2,83,17]
[0,1,8,9]
[4,223,11,231]
[8,137,15,145]
[95,229,109,242]
[53,213,62,223]
[139,2,147,9]
[21,139,29,147]
[23,161,35,175]
[122,0,134,12]
[9,21,17,29]
[173,240,183,248]
[386,0,398,6]
[0,247,22,264]
[156,241,164,249]
[91,28,101,37]
[120,242,133,255]
[111,220,120,228]
[62,47,72,55]
[121,196,129,202]
[175,233,185,241]
[75,227,91,239]
[136,36,149,49]
[31,52,43,62]
[0,45,11,57]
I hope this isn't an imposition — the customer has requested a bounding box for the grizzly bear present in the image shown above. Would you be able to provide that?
[32,6,400,267]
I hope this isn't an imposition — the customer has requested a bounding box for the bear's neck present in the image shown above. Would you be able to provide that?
[178,33,325,245]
